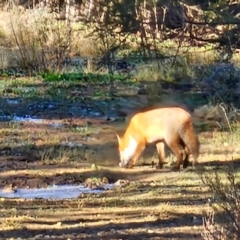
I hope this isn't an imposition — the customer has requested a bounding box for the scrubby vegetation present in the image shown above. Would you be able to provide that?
[0,0,240,239]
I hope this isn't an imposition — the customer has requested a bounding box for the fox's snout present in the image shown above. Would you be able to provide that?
[119,162,125,168]
[119,156,128,168]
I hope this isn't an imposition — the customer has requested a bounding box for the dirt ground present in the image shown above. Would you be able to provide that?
[1,7,240,238]
[0,75,239,239]
[0,116,193,189]
[1,107,240,239]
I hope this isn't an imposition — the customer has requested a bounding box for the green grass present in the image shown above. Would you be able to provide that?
[0,5,240,239]
[0,75,240,238]
[42,72,130,84]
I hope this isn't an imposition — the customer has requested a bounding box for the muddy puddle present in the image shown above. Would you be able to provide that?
[12,115,45,124]
[0,183,116,200]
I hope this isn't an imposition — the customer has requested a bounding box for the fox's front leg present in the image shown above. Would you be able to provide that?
[126,144,145,168]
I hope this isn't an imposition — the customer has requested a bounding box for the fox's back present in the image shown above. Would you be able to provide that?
[128,107,192,142]
[132,107,191,126]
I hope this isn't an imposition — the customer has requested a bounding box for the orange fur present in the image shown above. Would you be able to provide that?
[116,107,200,171]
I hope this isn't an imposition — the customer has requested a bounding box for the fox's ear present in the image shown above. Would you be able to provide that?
[116,133,121,144]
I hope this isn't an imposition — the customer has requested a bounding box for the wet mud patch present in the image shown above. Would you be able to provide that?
[0,168,130,200]
[0,166,166,189]
[0,172,206,240]
[0,183,116,200]
[0,80,149,122]
[0,76,235,238]
[0,162,184,200]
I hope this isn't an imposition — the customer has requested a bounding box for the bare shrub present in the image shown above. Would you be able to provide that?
[5,7,72,73]
[202,205,226,240]
[200,167,240,239]
[0,7,109,74]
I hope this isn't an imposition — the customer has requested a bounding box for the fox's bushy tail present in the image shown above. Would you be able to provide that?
[178,119,200,165]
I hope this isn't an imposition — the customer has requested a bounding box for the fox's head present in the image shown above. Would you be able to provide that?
[116,133,138,168]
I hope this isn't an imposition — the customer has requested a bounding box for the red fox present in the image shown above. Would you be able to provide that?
[116,107,200,171]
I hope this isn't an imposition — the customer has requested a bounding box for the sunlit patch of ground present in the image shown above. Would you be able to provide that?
[0,112,240,239]
[0,72,238,239]
[0,176,209,239]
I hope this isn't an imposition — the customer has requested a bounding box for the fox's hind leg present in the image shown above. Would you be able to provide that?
[179,139,190,169]
[155,142,165,169]
[182,147,190,169]
[165,137,183,171]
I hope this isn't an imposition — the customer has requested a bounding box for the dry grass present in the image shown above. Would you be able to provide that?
[0,7,240,239]
[0,8,230,75]
[0,173,208,239]
[0,100,240,239]
[0,9,105,72]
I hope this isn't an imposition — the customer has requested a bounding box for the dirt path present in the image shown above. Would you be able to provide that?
[0,82,237,239]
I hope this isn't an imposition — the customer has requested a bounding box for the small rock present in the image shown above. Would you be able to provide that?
[97,231,105,236]
[91,163,99,170]
[56,221,62,227]
[34,235,43,238]
[138,88,148,95]
[223,142,229,147]
[78,193,86,198]
[149,181,157,187]
[147,229,154,233]
[110,229,116,233]
[3,184,17,193]
[44,235,50,238]
[102,177,109,184]
[115,179,130,187]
